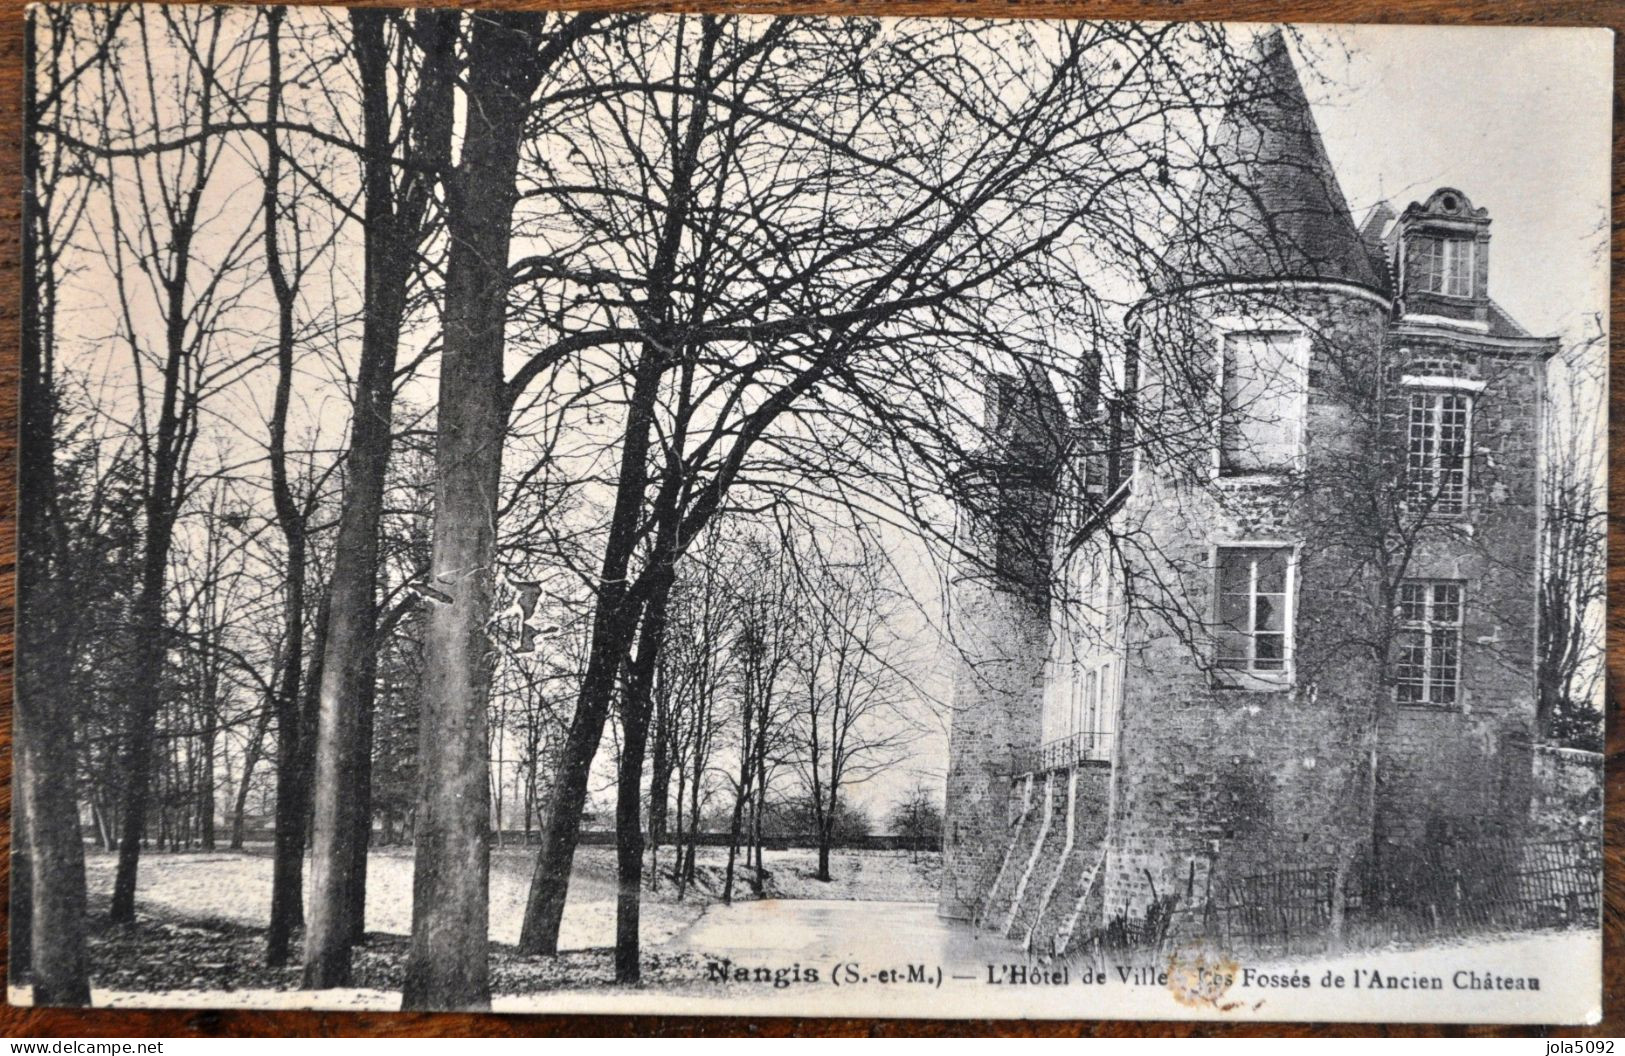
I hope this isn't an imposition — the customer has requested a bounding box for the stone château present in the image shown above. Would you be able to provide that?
[939,30,1558,954]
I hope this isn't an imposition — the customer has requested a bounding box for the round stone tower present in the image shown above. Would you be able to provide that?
[938,370,1064,921]
[1102,30,1395,917]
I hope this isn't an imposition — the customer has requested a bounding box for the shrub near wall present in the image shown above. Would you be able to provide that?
[1530,744,1603,842]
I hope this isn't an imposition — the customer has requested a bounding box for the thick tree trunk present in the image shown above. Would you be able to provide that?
[347,678,375,946]
[17,711,91,1005]
[816,791,835,883]
[401,11,564,1012]
[304,7,457,990]
[613,719,651,983]
[519,350,671,953]
[263,566,309,966]
[17,14,89,1000]
[612,572,675,982]
[520,633,626,953]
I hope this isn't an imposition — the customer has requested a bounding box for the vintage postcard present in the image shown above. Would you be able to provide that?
[10,5,1608,1024]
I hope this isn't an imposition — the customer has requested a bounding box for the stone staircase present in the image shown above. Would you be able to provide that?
[1009,773,1071,944]
[1025,764,1114,956]
[1052,850,1107,956]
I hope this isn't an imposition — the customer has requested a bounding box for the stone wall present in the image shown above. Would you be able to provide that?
[1530,744,1603,842]
[1102,284,1388,918]
[1030,762,1113,954]
[940,553,1051,920]
[943,279,1548,936]
[940,372,1066,920]
[1373,339,1545,848]
[1090,282,1546,922]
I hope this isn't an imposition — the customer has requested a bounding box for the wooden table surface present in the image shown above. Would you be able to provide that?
[0,0,1620,1038]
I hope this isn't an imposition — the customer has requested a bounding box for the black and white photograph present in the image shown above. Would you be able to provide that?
[10,5,1609,1022]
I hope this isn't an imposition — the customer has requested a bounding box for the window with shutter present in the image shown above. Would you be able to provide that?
[1215,546,1294,683]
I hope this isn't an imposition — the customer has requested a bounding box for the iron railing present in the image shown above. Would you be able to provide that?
[1011,730,1114,775]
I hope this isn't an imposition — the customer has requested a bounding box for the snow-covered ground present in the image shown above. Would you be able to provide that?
[81,846,695,950]
[78,844,939,951]
[14,846,939,1012]
[57,848,1597,1022]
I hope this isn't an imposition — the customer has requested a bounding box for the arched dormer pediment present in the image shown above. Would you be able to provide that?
[1410,188,1489,224]
[1395,187,1493,325]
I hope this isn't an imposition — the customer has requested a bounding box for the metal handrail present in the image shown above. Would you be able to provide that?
[1011,730,1114,776]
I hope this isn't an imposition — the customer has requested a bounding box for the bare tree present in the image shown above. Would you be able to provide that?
[303,5,458,990]
[260,5,316,968]
[888,781,943,861]
[1538,325,1606,751]
[88,6,263,925]
[722,536,798,903]
[514,15,1210,963]
[790,545,916,881]
[401,10,603,1012]
[13,4,126,1003]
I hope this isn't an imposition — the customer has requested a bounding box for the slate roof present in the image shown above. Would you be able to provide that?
[1485,301,1534,339]
[1167,30,1383,292]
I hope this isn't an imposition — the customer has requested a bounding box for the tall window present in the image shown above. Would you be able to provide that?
[1407,392,1472,514]
[1215,546,1292,676]
[1097,662,1112,746]
[1396,581,1464,705]
[1219,330,1302,475]
[1419,237,1475,298]
[1066,662,1079,737]
[1083,669,1098,738]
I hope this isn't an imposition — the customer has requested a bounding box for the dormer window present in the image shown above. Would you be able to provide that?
[1396,190,1491,309]
[1418,236,1475,298]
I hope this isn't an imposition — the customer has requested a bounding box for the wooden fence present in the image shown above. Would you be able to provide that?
[1089,836,1598,960]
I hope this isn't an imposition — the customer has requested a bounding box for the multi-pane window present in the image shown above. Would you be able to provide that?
[1406,392,1471,514]
[1418,237,1475,298]
[1396,581,1464,705]
[1215,547,1292,675]
[1219,330,1303,475]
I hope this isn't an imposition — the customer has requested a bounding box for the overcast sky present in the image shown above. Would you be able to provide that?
[1301,24,1611,343]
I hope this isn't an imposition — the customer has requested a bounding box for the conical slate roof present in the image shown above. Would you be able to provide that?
[1168,30,1382,290]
